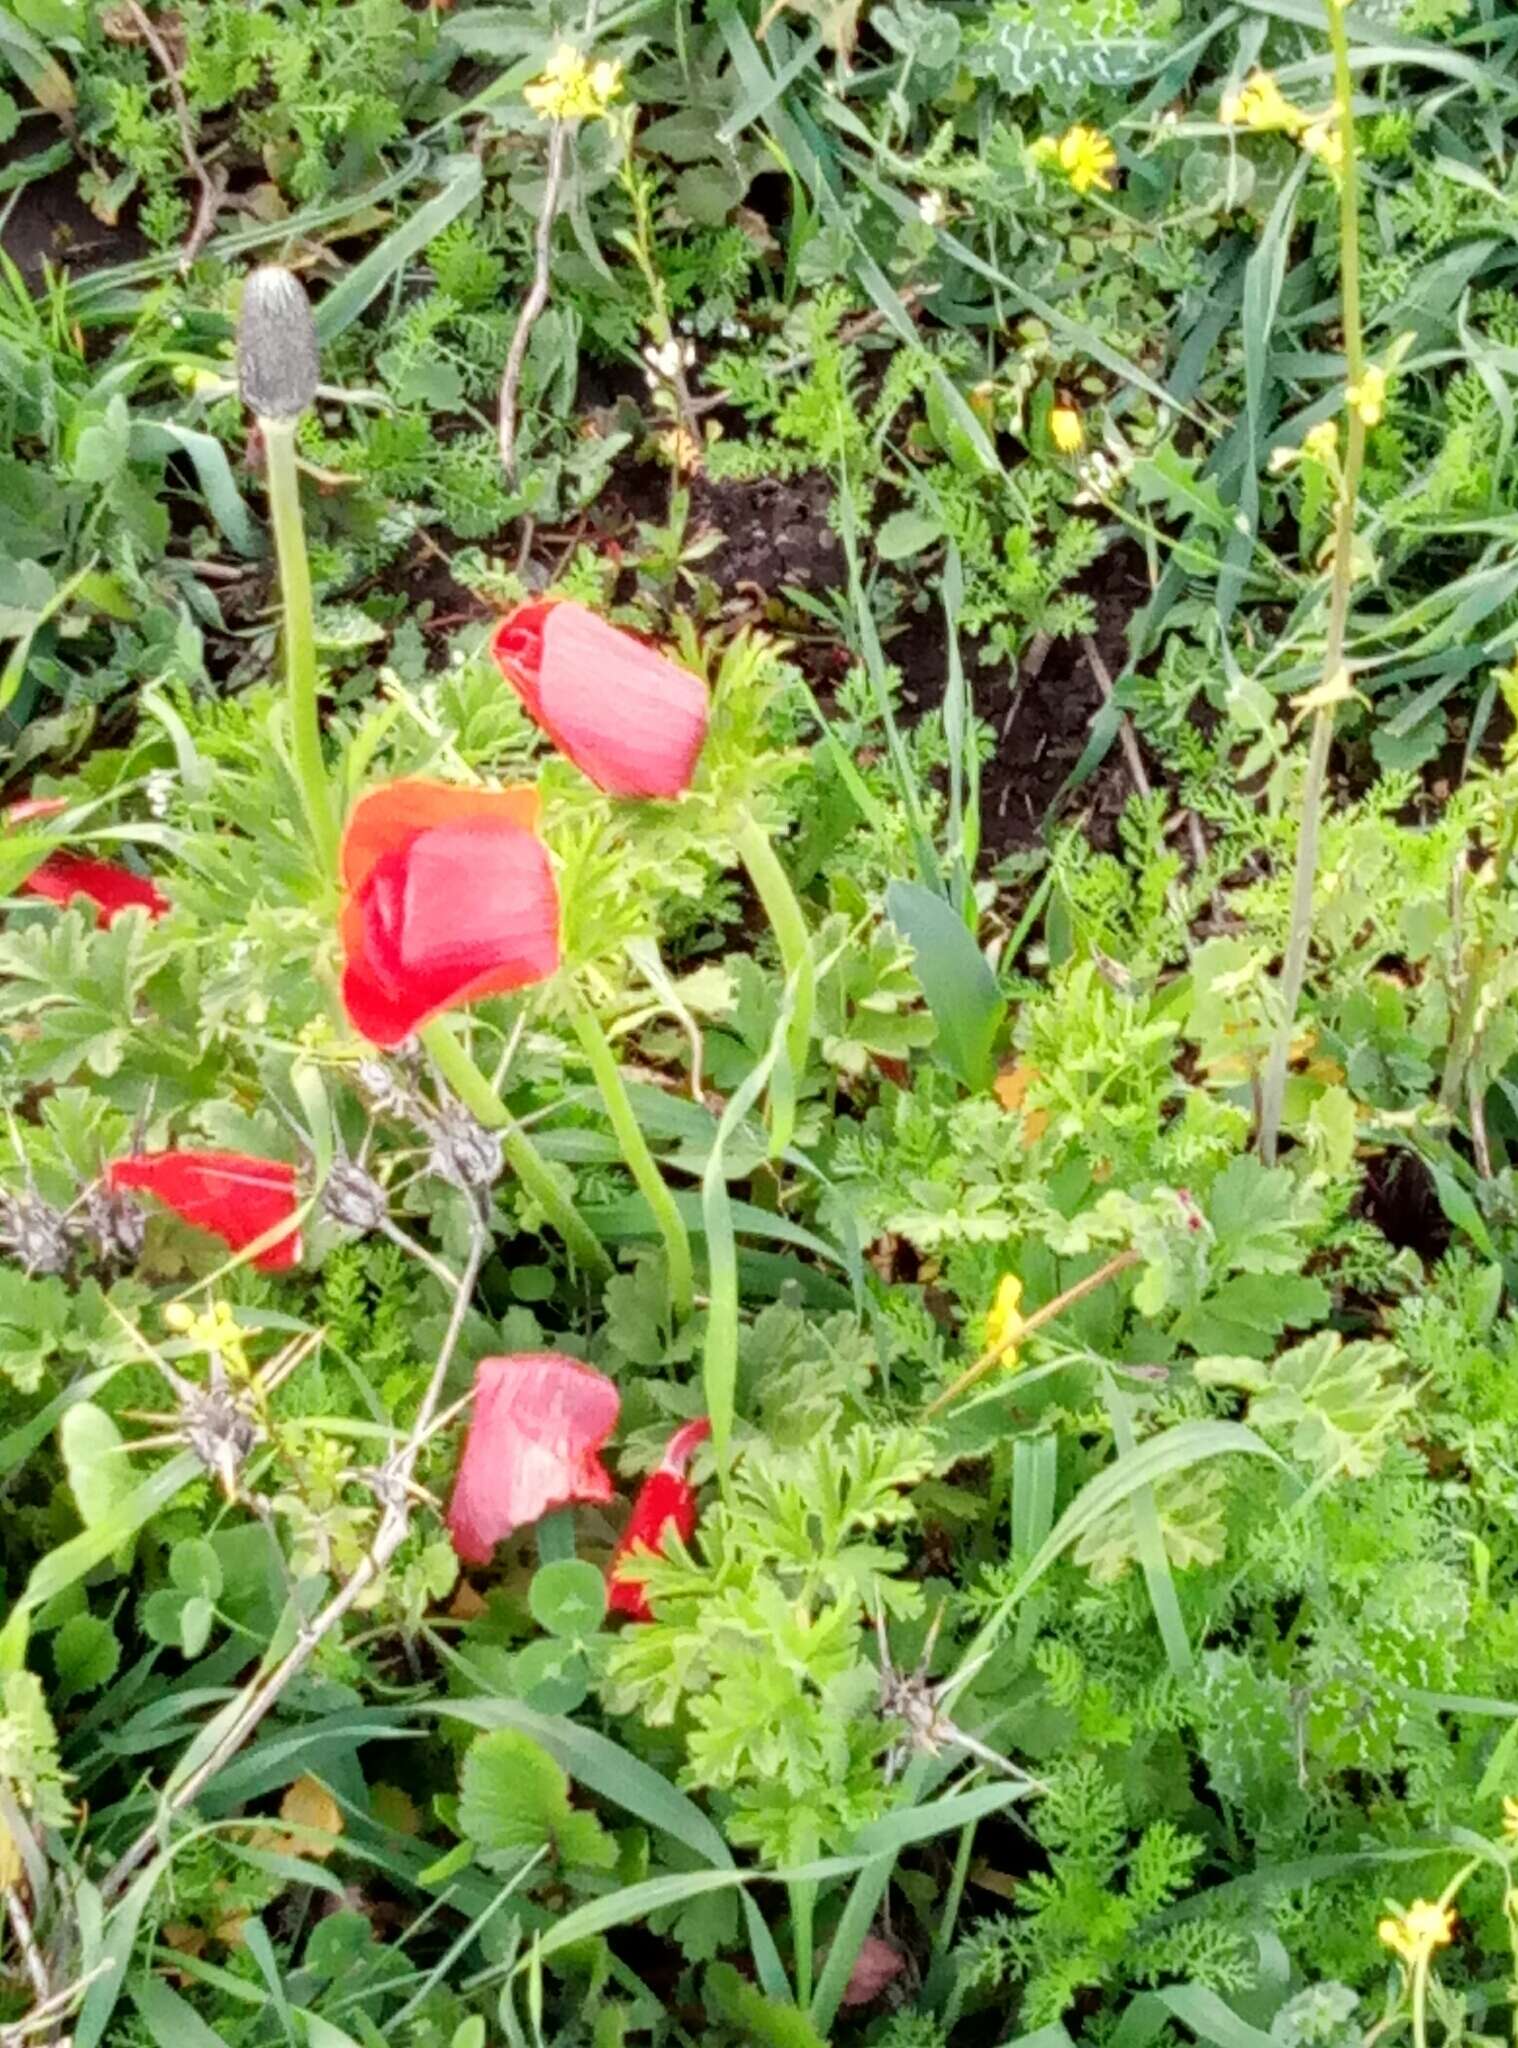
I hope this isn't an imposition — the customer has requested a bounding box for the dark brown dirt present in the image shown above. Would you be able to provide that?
[0,131,147,280]
[688,469,844,602]
[976,553,1152,860]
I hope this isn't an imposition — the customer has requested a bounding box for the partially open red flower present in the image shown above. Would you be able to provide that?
[607,1416,711,1620]
[105,1150,302,1271]
[338,779,559,1047]
[447,1354,620,1565]
[491,600,709,800]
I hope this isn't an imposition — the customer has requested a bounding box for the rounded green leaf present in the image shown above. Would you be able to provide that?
[529,1558,607,1640]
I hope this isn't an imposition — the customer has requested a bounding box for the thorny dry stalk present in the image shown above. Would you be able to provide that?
[120,0,225,269]
[3,1887,48,2008]
[97,1202,489,1905]
[922,1247,1141,1419]
[498,118,570,489]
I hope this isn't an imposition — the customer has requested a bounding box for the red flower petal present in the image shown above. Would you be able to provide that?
[447,1354,620,1566]
[106,1150,302,1271]
[839,1934,906,2008]
[607,1415,710,1620]
[20,853,168,926]
[5,797,70,826]
[491,601,709,800]
[338,781,559,1047]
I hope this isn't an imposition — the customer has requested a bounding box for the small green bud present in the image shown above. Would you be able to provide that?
[236,264,319,421]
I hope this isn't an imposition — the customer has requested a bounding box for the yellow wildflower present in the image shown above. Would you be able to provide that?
[523,44,623,122]
[1303,419,1340,463]
[1347,364,1389,427]
[164,1297,250,1373]
[1034,125,1117,195]
[1377,1899,1455,1968]
[1301,116,1345,173]
[1220,69,1306,136]
[986,1274,1025,1364]
[1050,403,1085,454]
[1503,1794,1518,1839]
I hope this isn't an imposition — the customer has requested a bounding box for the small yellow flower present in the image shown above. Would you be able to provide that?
[1303,419,1340,463]
[1377,1899,1456,1969]
[163,1301,196,1333]
[1347,364,1389,427]
[1301,116,1346,173]
[523,44,623,122]
[1035,125,1117,195]
[986,1274,1025,1364]
[165,1297,250,1372]
[1050,403,1085,454]
[1503,1794,1518,1839]
[1220,69,1305,136]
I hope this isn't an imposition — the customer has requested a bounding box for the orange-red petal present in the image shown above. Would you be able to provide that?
[447,1354,620,1565]
[607,1416,710,1620]
[106,1150,301,1271]
[338,783,559,1046]
[20,853,168,926]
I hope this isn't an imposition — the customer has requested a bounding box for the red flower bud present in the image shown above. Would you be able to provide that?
[105,1150,301,1271]
[492,600,709,800]
[338,780,559,1047]
[607,1416,710,1620]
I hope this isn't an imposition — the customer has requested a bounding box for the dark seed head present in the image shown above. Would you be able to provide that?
[236,265,319,421]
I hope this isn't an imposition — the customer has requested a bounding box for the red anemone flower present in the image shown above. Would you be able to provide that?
[338,779,560,1047]
[491,600,709,800]
[607,1416,711,1620]
[105,1150,302,1271]
[447,1354,620,1566]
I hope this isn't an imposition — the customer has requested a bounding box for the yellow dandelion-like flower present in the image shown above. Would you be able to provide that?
[1050,403,1085,454]
[986,1274,1026,1364]
[1035,125,1117,195]
[523,44,623,122]
[1220,69,1306,136]
[1301,116,1346,173]
[1377,1900,1456,1969]
[1347,364,1388,427]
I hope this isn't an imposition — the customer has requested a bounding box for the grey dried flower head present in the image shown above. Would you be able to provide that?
[73,1181,146,1265]
[0,1189,72,1275]
[355,1058,416,1120]
[427,1107,503,1191]
[237,264,320,421]
[322,1158,389,1234]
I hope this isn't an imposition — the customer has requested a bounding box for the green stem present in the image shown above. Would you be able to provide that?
[789,1869,816,2009]
[262,416,338,880]
[1257,0,1365,1167]
[419,1015,612,1279]
[733,815,814,1155]
[569,997,693,1322]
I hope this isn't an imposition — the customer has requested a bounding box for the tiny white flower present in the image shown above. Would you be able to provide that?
[145,770,174,819]
[918,190,948,227]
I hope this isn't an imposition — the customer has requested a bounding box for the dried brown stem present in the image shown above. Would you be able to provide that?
[498,120,570,486]
[923,1248,1141,1419]
[121,0,225,269]
[99,1207,488,1904]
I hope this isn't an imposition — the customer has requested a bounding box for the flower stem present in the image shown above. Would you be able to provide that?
[1256,0,1365,1167]
[261,416,338,882]
[419,1015,612,1279]
[732,814,814,1155]
[923,1248,1140,1419]
[569,996,693,1322]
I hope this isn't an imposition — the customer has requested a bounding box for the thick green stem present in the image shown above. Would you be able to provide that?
[419,1015,612,1279]
[733,815,814,1155]
[262,417,338,880]
[569,997,693,1322]
[1257,0,1365,1166]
